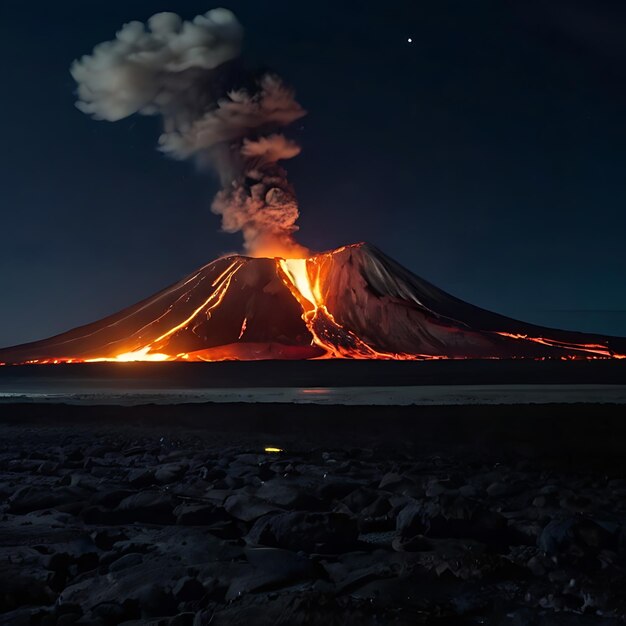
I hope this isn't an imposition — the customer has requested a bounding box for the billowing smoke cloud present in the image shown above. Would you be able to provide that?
[70,8,308,257]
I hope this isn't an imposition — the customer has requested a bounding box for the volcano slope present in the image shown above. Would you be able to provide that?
[1,243,624,364]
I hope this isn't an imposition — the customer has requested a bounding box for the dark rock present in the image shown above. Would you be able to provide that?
[168,613,197,626]
[80,505,123,525]
[348,573,429,609]
[7,425,626,624]
[341,487,380,514]
[395,503,428,537]
[91,602,127,623]
[8,486,86,514]
[232,453,263,466]
[538,516,617,556]
[116,491,176,524]
[200,466,226,481]
[224,494,282,522]
[395,497,518,547]
[173,577,205,602]
[539,484,560,495]
[425,479,451,497]
[126,469,155,488]
[560,494,592,513]
[379,472,413,491]
[84,444,113,458]
[8,459,42,472]
[65,448,84,463]
[0,565,57,613]
[123,445,149,457]
[155,463,188,484]
[486,481,510,497]
[90,489,135,508]
[108,553,143,572]
[174,502,228,525]
[56,613,82,626]
[76,551,99,574]
[255,480,321,510]
[137,583,177,618]
[37,461,60,475]
[226,548,323,600]
[470,508,509,542]
[533,494,558,508]
[316,480,364,501]
[247,511,358,553]
[392,534,432,552]
[246,546,324,578]
[525,552,555,577]
[510,519,543,542]
[361,496,392,519]
[577,519,618,549]
[459,484,480,498]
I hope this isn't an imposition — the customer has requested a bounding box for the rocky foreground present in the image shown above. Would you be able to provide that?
[1,419,626,625]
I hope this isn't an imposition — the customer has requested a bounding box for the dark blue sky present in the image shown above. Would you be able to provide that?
[1,0,626,346]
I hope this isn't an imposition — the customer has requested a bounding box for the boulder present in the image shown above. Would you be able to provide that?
[247,511,358,553]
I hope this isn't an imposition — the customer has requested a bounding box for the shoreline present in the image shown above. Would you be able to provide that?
[1,383,626,406]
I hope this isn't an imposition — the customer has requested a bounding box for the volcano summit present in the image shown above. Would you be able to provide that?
[1,243,624,365]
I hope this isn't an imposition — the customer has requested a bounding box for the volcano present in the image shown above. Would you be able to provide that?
[1,243,625,364]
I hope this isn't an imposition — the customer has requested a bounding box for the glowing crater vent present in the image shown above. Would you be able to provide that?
[279,259,317,308]
[0,242,625,364]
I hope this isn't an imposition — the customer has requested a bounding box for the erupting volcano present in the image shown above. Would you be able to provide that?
[2,9,623,366]
[1,242,625,365]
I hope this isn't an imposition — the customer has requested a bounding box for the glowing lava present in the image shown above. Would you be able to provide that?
[278,258,421,359]
[83,260,244,363]
[493,332,626,359]
[1,243,625,364]
[87,347,170,363]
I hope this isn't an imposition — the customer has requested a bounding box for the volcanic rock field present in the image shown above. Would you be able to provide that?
[2,410,626,625]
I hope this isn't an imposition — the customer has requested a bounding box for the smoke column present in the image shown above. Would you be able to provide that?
[70,8,308,257]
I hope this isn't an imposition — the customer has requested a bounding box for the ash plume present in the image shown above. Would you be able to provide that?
[70,8,308,257]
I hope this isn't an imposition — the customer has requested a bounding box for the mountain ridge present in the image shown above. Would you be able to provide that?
[1,242,624,364]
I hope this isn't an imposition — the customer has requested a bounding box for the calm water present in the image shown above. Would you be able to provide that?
[1,385,625,406]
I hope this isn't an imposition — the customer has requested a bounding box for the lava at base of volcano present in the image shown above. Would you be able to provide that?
[1,243,624,365]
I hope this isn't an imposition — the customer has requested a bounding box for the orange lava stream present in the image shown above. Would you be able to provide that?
[278,258,426,360]
[83,260,244,363]
[238,317,248,340]
[3,253,624,365]
[493,332,626,360]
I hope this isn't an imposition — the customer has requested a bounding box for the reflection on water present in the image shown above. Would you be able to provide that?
[1,385,626,406]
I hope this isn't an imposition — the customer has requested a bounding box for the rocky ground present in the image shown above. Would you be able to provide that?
[2,418,626,625]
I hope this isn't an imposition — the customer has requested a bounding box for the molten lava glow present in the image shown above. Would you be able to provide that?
[279,259,317,308]
[250,240,310,260]
[82,260,244,363]
[494,332,626,359]
[278,258,422,360]
[238,317,248,340]
[4,246,625,364]
[86,347,170,363]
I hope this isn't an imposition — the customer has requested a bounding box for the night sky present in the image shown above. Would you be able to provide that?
[1,0,626,347]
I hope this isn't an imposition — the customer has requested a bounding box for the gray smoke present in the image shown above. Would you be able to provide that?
[71,8,308,257]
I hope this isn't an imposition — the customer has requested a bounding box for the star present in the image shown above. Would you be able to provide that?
[407,37,412,43]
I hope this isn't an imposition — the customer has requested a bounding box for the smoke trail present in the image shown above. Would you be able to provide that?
[70,8,308,257]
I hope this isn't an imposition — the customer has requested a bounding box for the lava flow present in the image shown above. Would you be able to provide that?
[278,258,425,360]
[1,243,625,364]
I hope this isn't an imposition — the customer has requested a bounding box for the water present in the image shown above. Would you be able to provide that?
[1,384,625,406]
